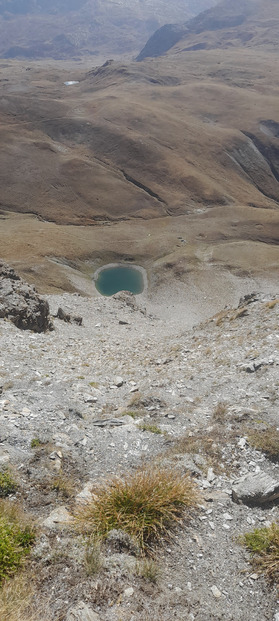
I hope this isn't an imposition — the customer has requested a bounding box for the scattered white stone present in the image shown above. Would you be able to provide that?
[238,437,247,449]
[223,513,233,521]
[66,601,100,621]
[115,377,124,387]
[84,395,97,403]
[207,467,216,482]
[123,587,134,598]
[211,585,222,599]
[21,407,31,416]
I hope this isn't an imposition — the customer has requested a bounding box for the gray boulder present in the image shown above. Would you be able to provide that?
[0,261,52,332]
[66,602,100,621]
[232,471,279,506]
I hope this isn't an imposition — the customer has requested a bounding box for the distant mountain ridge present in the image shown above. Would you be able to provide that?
[0,0,218,59]
[137,0,279,60]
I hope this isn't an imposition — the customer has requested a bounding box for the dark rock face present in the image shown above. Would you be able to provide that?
[136,23,187,61]
[136,0,260,60]
[0,261,53,332]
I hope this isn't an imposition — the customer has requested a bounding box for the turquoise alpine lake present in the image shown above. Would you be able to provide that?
[94,265,145,296]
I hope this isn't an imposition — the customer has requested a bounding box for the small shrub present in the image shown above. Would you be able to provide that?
[76,466,198,551]
[0,501,35,583]
[30,439,42,449]
[241,522,279,585]
[138,423,162,435]
[248,427,279,462]
[0,470,17,498]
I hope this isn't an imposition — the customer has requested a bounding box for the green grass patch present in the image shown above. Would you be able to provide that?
[138,423,163,435]
[76,466,198,551]
[0,471,17,498]
[241,522,279,585]
[119,410,140,420]
[0,501,35,584]
[30,438,42,449]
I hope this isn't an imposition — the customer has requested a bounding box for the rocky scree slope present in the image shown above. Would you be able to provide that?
[0,265,279,620]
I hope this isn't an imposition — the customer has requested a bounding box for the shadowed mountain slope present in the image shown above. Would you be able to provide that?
[137,0,279,60]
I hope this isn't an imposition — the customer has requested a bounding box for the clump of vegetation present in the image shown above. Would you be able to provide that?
[0,573,34,621]
[265,299,279,310]
[248,427,279,462]
[51,472,76,499]
[0,572,50,621]
[119,410,144,420]
[136,557,161,583]
[138,423,163,435]
[0,470,17,498]
[30,438,42,449]
[76,466,198,551]
[0,501,35,584]
[170,430,226,473]
[241,522,279,585]
[212,401,228,423]
[84,534,103,576]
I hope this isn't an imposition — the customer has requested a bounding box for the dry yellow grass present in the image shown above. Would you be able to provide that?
[248,427,279,462]
[76,466,198,551]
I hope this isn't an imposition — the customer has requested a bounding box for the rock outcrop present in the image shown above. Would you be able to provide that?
[0,261,52,332]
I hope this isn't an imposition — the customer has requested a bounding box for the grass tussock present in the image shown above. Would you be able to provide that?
[248,427,279,462]
[0,501,35,584]
[0,470,17,498]
[138,423,163,435]
[119,410,144,420]
[241,522,279,585]
[84,534,103,576]
[0,573,34,621]
[51,472,76,499]
[212,402,228,423]
[76,466,198,551]
[0,572,51,621]
[136,557,161,583]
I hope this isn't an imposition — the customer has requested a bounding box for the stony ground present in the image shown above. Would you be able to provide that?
[0,289,279,620]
